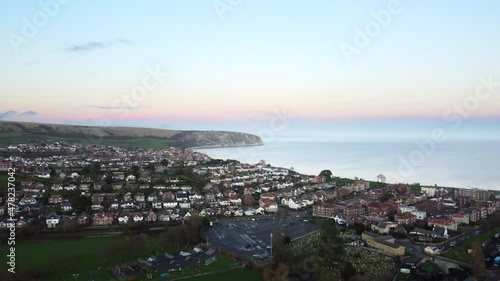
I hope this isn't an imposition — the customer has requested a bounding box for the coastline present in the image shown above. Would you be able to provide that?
[190,143,264,150]
[191,140,500,191]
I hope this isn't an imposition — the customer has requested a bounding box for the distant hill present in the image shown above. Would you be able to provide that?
[0,121,263,149]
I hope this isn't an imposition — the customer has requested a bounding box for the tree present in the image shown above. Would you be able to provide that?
[62,220,77,233]
[319,170,333,178]
[380,193,394,203]
[263,263,290,281]
[49,166,57,178]
[202,216,211,228]
[317,221,346,275]
[145,163,156,173]
[157,231,172,250]
[353,223,365,235]
[341,262,356,281]
[160,159,169,167]
[469,242,486,279]
[242,195,256,206]
[128,165,141,180]
[71,195,91,213]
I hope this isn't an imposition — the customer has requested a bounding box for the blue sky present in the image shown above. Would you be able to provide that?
[1,0,499,139]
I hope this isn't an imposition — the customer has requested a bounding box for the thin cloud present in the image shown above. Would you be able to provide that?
[63,38,132,53]
[75,105,150,110]
[19,110,39,116]
[0,111,17,120]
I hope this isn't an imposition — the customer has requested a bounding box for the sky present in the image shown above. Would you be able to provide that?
[1,0,500,139]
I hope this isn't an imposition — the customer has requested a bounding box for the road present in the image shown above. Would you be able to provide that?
[396,222,495,259]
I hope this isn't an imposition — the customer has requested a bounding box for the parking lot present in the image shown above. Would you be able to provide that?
[204,214,320,260]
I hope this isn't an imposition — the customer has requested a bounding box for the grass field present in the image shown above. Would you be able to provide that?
[0,173,20,191]
[0,236,255,281]
[442,226,500,263]
[0,236,181,280]
[0,132,170,149]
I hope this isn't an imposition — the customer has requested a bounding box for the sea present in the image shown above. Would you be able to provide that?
[194,139,500,190]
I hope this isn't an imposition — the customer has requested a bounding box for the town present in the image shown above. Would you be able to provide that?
[1,141,499,281]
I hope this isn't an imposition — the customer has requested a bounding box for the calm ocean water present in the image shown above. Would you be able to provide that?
[195,139,500,190]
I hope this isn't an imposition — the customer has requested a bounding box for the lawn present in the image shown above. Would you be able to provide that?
[0,235,251,281]
[0,172,21,191]
[0,132,170,149]
[442,226,500,263]
[421,261,440,273]
[0,235,180,280]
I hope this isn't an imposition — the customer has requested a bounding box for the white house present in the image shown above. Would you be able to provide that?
[60,202,73,212]
[132,213,144,223]
[218,198,231,206]
[255,207,265,214]
[64,185,77,191]
[179,201,191,209]
[230,198,242,206]
[244,208,256,216]
[46,213,60,229]
[163,201,178,208]
[233,208,244,216]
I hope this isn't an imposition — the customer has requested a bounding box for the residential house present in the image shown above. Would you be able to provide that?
[394,212,416,225]
[260,198,278,213]
[91,193,106,205]
[132,212,144,223]
[244,207,256,216]
[152,201,163,209]
[450,213,470,225]
[60,202,73,212]
[343,204,365,218]
[427,218,457,231]
[179,201,191,209]
[371,222,398,234]
[134,192,146,202]
[46,213,60,229]
[158,210,171,222]
[92,212,115,226]
[162,200,178,209]
[123,193,133,202]
[147,193,158,202]
[77,213,89,226]
[117,213,131,224]
[313,204,339,218]
[48,194,64,204]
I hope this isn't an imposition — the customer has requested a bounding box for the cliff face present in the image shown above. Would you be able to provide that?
[171,131,263,148]
[0,121,263,148]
